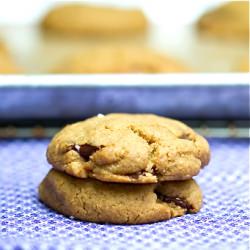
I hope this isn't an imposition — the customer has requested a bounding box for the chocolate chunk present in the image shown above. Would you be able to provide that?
[155,191,192,210]
[74,144,99,161]
[151,166,158,175]
[179,133,192,141]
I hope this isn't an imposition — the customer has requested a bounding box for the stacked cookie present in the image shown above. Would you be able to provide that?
[39,114,210,224]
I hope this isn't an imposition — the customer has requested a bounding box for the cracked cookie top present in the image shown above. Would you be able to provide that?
[47,113,210,183]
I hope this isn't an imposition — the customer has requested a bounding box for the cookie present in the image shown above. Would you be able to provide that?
[0,54,18,74]
[0,41,8,55]
[197,1,249,41]
[53,46,189,73]
[0,41,19,74]
[47,114,210,183]
[39,169,202,224]
[41,4,147,36]
[237,58,249,72]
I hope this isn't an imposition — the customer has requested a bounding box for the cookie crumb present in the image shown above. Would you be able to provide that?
[97,113,105,118]
[143,172,153,177]
[69,216,74,220]
[74,144,80,151]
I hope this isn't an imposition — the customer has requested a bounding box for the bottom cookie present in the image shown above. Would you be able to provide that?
[39,169,202,224]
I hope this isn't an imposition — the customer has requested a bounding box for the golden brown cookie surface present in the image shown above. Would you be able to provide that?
[39,169,202,224]
[237,57,249,72]
[197,2,249,41]
[53,46,189,73]
[0,41,19,74]
[0,41,8,55]
[47,114,210,183]
[42,4,147,36]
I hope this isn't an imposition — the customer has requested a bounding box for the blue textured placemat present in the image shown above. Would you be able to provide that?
[0,138,249,250]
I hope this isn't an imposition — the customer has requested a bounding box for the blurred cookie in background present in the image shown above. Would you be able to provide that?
[41,4,148,36]
[197,1,249,41]
[237,57,249,72]
[0,40,20,74]
[52,46,189,73]
[0,41,8,55]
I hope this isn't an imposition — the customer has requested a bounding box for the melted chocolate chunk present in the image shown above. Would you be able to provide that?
[155,191,192,210]
[74,144,99,161]
[151,166,158,175]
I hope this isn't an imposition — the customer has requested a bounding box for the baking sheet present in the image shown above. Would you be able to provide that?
[0,138,249,250]
[0,74,249,119]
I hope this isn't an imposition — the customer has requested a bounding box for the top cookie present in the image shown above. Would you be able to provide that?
[41,4,147,36]
[47,114,210,183]
[197,1,249,41]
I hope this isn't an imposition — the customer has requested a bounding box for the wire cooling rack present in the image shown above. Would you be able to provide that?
[0,119,249,138]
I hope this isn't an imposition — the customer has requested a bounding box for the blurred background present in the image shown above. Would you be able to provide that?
[0,0,249,138]
[0,0,248,73]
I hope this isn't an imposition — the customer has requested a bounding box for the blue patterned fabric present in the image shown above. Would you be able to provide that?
[0,138,249,250]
